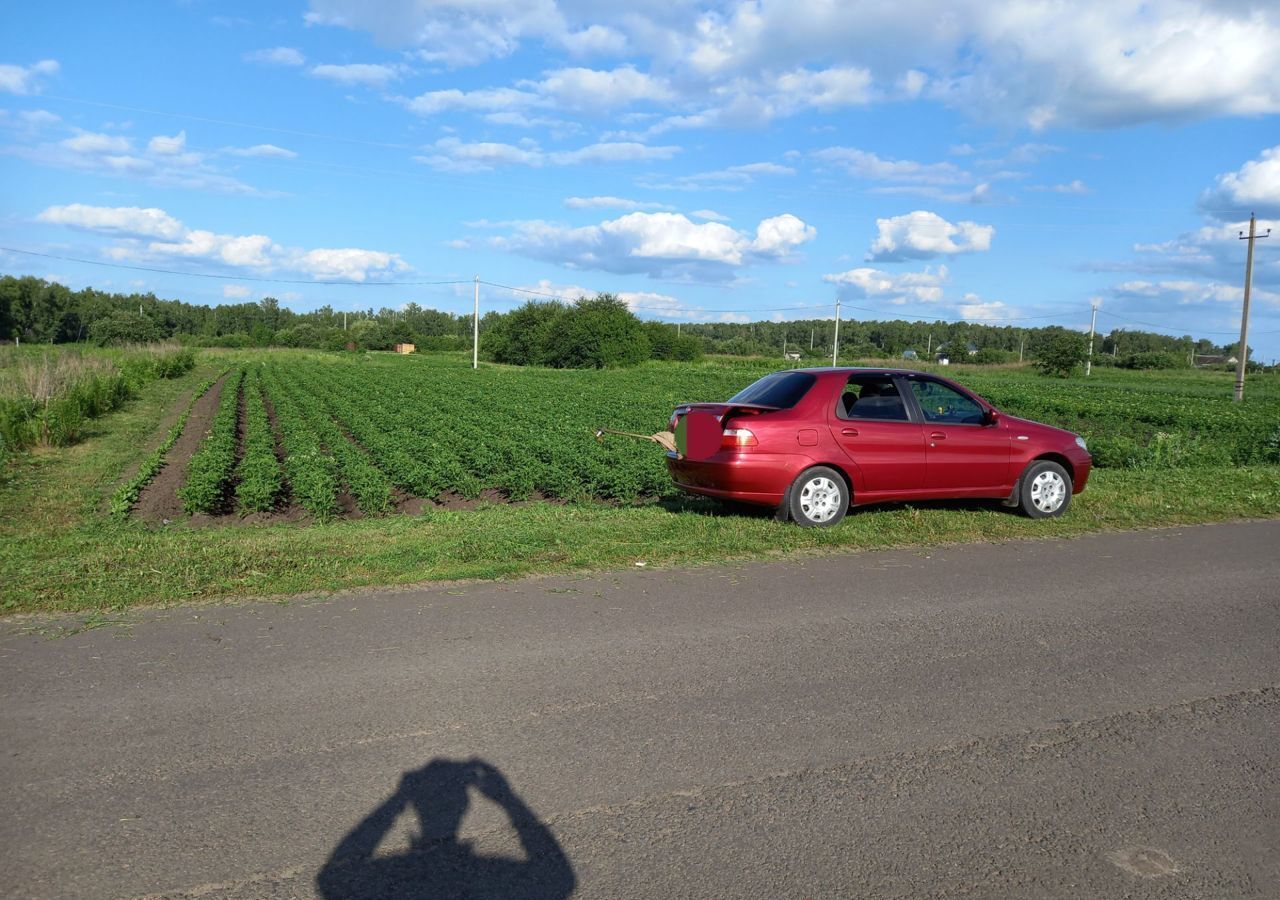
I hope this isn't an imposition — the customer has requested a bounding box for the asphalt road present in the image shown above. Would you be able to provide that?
[3,521,1278,899]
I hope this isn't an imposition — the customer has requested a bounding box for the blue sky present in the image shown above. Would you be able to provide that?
[3,0,1279,359]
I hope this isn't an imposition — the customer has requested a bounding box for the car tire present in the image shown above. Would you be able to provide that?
[1017,460,1073,519]
[787,466,849,527]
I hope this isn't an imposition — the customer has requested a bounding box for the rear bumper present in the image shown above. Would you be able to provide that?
[666,451,804,507]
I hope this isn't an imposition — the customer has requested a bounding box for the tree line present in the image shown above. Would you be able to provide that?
[0,274,1245,369]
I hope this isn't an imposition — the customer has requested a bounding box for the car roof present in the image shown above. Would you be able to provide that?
[786,366,934,376]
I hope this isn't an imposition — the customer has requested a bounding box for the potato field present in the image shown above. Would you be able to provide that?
[117,352,1280,523]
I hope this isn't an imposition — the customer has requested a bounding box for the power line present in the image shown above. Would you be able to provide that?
[1096,308,1279,336]
[478,280,831,314]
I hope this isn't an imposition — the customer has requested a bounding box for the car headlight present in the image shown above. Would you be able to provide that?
[1075,435,1088,452]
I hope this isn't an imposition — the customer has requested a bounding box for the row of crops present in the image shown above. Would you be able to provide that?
[147,354,1279,520]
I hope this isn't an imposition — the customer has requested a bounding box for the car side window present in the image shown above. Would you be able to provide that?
[838,376,910,421]
[909,380,985,425]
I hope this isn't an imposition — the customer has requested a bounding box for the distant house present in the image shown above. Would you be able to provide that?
[902,348,918,360]
[784,351,802,361]
[1194,354,1237,367]
[394,343,416,355]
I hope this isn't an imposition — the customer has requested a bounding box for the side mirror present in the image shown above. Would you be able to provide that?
[985,408,1000,426]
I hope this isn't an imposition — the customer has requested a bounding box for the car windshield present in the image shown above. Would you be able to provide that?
[727,372,816,408]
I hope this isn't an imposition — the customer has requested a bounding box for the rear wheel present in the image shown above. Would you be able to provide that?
[788,466,849,527]
[1017,460,1072,518]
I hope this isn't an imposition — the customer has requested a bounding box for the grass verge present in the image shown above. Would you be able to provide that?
[2,367,1278,616]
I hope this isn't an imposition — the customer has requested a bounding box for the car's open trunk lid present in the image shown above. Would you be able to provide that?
[674,402,780,422]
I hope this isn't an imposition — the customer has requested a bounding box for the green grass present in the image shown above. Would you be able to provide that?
[2,352,1278,616]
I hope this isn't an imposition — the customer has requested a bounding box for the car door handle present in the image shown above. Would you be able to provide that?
[930,431,947,440]
[840,427,859,436]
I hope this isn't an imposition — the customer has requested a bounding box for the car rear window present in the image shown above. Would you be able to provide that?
[727,372,816,408]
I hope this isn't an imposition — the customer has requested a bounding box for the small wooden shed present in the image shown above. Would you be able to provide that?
[393,343,416,355]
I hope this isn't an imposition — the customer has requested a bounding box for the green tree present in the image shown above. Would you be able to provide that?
[485,300,567,365]
[543,294,650,368]
[88,310,164,345]
[1034,332,1088,377]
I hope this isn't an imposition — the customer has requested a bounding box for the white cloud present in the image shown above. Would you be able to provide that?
[751,214,816,257]
[305,0,569,67]
[690,209,729,222]
[225,143,298,159]
[559,24,628,57]
[293,248,410,282]
[36,204,185,240]
[493,210,815,280]
[222,285,253,299]
[1200,146,1280,218]
[18,109,60,127]
[0,60,58,95]
[147,131,187,155]
[528,66,672,112]
[814,147,966,185]
[144,231,277,268]
[564,196,672,211]
[39,202,408,282]
[617,290,694,318]
[301,1,1280,130]
[405,86,537,115]
[1027,179,1092,195]
[956,294,1012,321]
[415,138,679,172]
[823,265,949,304]
[672,1,1280,127]
[638,160,793,192]
[771,66,873,110]
[867,211,995,261]
[244,47,306,66]
[415,138,544,172]
[1123,217,1278,286]
[552,141,678,165]
[61,131,132,154]
[15,124,263,194]
[309,63,402,87]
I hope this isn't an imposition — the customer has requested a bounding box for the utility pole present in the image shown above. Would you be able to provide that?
[927,333,932,358]
[1019,335,1025,363]
[1235,213,1270,402]
[782,336,787,359]
[831,299,841,367]
[810,328,814,350]
[343,311,347,331]
[677,322,681,337]
[1085,300,1099,376]
[472,275,480,370]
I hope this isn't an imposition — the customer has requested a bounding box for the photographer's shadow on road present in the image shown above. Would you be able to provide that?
[316,757,576,900]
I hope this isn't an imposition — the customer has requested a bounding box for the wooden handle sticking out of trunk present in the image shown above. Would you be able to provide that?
[594,428,679,456]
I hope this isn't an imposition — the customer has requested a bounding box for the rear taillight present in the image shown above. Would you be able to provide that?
[720,427,758,450]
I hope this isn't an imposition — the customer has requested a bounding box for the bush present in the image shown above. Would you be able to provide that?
[1120,351,1185,370]
[548,295,650,368]
[1034,333,1087,377]
[644,323,704,362]
[972,348,1016,365]
[486,300,567,366]
[89,311,163,346]
[488,296,651,368]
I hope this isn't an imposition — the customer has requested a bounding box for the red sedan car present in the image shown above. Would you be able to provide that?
[667,368,1091,527]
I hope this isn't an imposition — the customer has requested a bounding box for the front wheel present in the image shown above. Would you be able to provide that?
[1017,460,1072,519]
[788,466,849,527]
